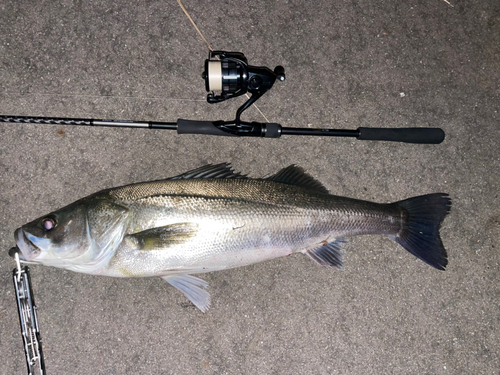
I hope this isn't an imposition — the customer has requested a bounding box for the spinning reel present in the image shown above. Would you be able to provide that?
[203,51,285,123]
[204,51,285,102]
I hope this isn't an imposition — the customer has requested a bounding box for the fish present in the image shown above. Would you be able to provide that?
[11,163,451,312]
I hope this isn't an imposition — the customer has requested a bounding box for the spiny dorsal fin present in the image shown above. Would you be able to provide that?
[168,163,247,180]
[265,165,330,194]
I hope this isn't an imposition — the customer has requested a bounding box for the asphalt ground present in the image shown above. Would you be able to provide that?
[1,0,499,374]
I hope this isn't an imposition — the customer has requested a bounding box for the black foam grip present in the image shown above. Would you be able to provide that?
[177,119,236,137]
[357,127,445,144]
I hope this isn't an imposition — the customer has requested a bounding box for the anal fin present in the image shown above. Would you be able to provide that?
[305,238,346,269]
[162,274,211,312]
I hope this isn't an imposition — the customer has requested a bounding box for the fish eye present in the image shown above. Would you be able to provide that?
[41,217,57,231]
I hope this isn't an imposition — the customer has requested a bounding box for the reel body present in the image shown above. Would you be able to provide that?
[203,51,285,124]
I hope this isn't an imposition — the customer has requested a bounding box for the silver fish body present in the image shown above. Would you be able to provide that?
[13,164,451,311]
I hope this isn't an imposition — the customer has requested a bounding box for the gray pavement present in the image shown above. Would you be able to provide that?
[1,0,499,374]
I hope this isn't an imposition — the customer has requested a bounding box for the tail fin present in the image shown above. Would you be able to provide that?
[390,193,451,270]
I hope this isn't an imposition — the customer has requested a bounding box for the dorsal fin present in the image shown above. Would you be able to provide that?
[168,163,247,180]
[265,165,330,194]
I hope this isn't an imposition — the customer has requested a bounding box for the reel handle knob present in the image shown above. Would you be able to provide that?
[274,66,286,81]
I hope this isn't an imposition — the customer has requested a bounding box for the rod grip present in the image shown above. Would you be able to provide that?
[177,119,282,138]
[177,119,236,137]
[357,127,445,144]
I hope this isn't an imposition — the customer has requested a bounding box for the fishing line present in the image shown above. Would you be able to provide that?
[1,92,206,102]
[176,0,214,52]
[1,1,270,120]
[0,4,445,144]
[176,0,270,123]
[1,3,213,104]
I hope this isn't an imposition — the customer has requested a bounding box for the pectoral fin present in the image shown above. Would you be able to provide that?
[162,274,211,312]
[305,238,346,269]
[126,223,198,251]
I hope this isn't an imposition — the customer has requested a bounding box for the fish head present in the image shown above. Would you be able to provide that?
[13,197,130,272]
[14,201,91,267]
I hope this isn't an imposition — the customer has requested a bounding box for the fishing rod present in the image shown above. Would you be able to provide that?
[0,51,445,144]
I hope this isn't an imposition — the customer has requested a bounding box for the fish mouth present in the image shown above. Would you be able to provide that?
[13,228,41,262]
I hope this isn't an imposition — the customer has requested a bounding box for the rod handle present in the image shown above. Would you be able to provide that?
[177,119,282,138]
[177,119,236,137]
[357,127,445,144]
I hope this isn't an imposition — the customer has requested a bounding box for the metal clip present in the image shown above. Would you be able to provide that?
[12,250,46,375]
